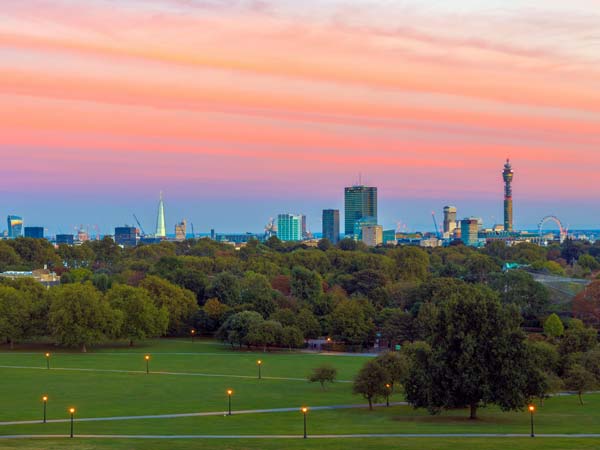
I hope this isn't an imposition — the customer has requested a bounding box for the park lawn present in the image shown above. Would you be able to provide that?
[0,338,367,380]
[1,438,600,450]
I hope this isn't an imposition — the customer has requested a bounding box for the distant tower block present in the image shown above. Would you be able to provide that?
[443,206,457,234]
[502,159,514,232]
[155,191,166,238]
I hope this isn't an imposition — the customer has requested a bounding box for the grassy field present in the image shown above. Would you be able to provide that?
[1,339,600,449]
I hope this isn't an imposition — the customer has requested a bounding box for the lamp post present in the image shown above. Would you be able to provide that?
[529,404,535,437]
[227,389,233,416]
[257,360,262,380]
[45,353,50,370]
[42,396,48,423]
[69,407,75,438]
[191,329,196,343]
[145,355,150,374]
[385,384,391,407]
[301,407,308,439]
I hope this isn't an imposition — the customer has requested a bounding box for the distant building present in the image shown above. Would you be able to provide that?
[7,215,23,238]
[301,215,308,239]
[0,269,60,288]
[175,219,187,241]
[443,206,457,235]
[217,233,261,244]
[460,218,479,246]
[503,159,514,232]
[322,209,340,244]
[114,227,138,247]
[277,214,302,242]
[382,229,396,245]
[362,225,383,247]
[344,185,377,237]
[353,216,377,241]
[55,234,74,245]
[24,227,44,239]
[155,191,166,238]
[210,229,216,240]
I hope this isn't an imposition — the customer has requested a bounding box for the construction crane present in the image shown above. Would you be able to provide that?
[431,211,441,238]
[133,214,146,237]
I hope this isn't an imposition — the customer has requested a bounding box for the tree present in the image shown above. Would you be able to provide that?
[49,283,121,352]
[375,351,410,389]
[559,319,597,355]
[247,320,283,352]
[353,359,390,410]
[208,272,242,306]
[329,298,375,347]
[295,308,321,339]
[139,276,198,335]
[544,313,565,339]
[565,365,596,405]
[390,247,430,281]
[308,364,338,389]
[216,311,264,348]
[240,272,276,318]
[573,281,600,328]
[490,271,549,318]
[290,266,323,305]
[0,286,31,349]
[404,284,539,419]
[281,326,304,350]
[106,284,168,346]
[0,242,22,272]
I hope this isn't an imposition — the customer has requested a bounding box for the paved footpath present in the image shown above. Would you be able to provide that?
[0,364,351,383]
[2,433,600,439]
[0,402,407,426]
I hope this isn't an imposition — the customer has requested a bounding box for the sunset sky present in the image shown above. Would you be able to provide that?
[1,0,599,234]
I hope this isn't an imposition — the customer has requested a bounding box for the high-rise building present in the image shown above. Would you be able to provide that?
[7,215,23,238]
[24,227,44,239]
[353,216,378,241]
[277,214,302,242]
[322,209,340,244]
[362,225,383,247]
[443,206,457,235]
[155,191,166,238]
[301,215,308,239]
[210,229,216,240]
[460,218,479,246]
[114,227,138,247]
[175,219,187,241]
[503,159,514,232]
[344,185,377,237]
[56,234,74,245]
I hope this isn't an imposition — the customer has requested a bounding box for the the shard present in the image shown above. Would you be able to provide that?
[155,191,166,238]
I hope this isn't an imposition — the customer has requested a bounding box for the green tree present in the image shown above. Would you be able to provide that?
[241,272,276,318]
[329,298,375,347]
[490,270,549,317]
[353,359,390,410]
[559,319,597,355]
[49,283,121,352]
[375,351,410,389]
[390,247,430,281]
[216,311,264,348]
[0,242,22,271]
[0,286,31,349]
[139,276,198,335]
[404,284,539,419]
[290,265,323,305]
[281,326,304,350]
[106,284,168,346]
[308,364,337,389]
[544,313,565,339]
[565,364,596,405]
[247,320,283,352]
[209,272,242,306]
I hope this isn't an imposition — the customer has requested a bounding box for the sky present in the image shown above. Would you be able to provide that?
[1,0,600,235]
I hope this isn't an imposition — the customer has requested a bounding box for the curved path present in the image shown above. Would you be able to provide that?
[1,433,600,439]
[0,402,407,426]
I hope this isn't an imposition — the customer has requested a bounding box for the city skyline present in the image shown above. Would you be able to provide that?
[1,1,599,232]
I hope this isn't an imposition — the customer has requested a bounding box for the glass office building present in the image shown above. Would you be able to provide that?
[322,209,340,244]
[344,186,377,237]
[24,227,44,239]
[7,215,23,238]
[277,214,302,242]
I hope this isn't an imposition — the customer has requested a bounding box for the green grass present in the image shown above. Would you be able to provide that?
[1,339,600,449]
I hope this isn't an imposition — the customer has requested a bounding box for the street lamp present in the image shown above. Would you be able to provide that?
[191,329,196,343]
[227,389,233,416]
[257,360,262,380]
[42,396,48,423]
[529,404,535,437]
[385,383,391,407]
[69,407,75,438]
[45,353,50,370]
[301,407,308,439]
[145,355,150,374]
